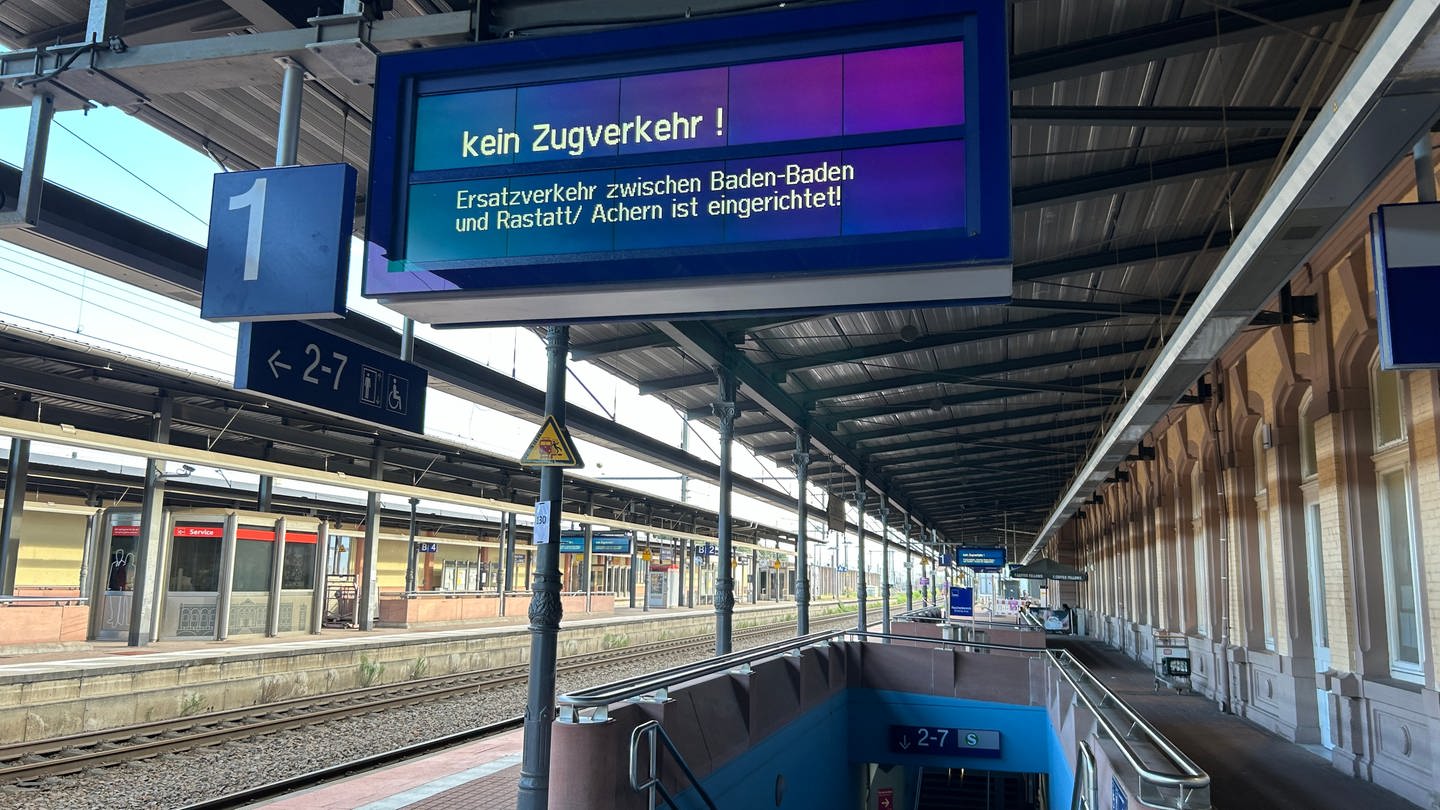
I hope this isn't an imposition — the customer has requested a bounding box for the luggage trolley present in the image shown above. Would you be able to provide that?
[1153,630,1191,694]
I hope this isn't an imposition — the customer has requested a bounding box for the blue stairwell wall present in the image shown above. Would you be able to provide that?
[685,688,1073,809]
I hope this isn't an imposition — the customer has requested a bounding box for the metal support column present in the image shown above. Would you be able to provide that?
[794,431,811,635]
[879,503,891,635]
[266,517,286,636]
[929,529,939,606]
[1416,135,1437,202]
[641,532,651,613]
[275,61,304,166]
[404,497,419,593]
[4,91,55,228]
[628,531,639,609]
[78,509,101,606]
[216,513,239,640]
[750,549,758,603]
[582,498,594,614]
[517,325,570,810]
[257,475,274,512]
[854,479,867,632]
[86,0,126,44]
[713,368,738,655]
[358,443,384,631]
[0,435,31,595]
[128,397,172,647]
[499,511,512,616]
[904,516,913,613]
[310,521,328,634]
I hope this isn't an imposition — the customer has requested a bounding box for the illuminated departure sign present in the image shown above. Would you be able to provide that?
[366,0,1010,325]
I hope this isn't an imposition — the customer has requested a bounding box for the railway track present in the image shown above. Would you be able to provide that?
[0,611,862,786]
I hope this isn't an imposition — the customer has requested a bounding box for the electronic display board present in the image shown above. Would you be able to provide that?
[365,0,1010,325]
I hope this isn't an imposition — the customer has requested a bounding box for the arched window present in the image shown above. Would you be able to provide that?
[1298,395,1319,481]
[1254,425,1276,650]
[1371,359,1422,680]
[1297,392,1327,652]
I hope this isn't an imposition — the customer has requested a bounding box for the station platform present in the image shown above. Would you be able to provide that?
[0,599,849,746]
[256,727,525,810]
[1052,638,1415,810]
[230,633,1418,810]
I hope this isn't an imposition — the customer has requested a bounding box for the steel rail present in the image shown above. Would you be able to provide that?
[1048,649,1210,796]
[0,613,857,784]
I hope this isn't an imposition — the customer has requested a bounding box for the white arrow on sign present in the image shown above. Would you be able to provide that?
[267,350,292,379]
[898,735,911,751]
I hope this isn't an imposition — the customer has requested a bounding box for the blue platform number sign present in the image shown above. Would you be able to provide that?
[949,586,973,618]
[1111,776,1128,810]
[888,725,1000,758]
[202,163,356,322]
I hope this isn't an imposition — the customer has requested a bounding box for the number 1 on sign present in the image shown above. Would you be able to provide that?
[229,177,267,281]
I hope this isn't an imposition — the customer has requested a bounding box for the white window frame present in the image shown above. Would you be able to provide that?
[1191,468,1209,636]
[1371,362,1423,682]
[1254,427,1276,651]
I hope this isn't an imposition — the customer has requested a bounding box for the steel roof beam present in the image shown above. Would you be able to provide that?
[654,321,922,525]
[569,330,672,360]
[1011,0,1387,89]
[643,298,1182,394]
[753,405,1102,456]
[1013,138,1285,211]
[812,367,1137,426]
[1011,105,1318,128]
[1015,233,1231,282]
[858,426,1094,458]
[799,340,1144,405]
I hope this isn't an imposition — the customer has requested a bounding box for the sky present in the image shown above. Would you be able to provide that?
[0,102,918,574]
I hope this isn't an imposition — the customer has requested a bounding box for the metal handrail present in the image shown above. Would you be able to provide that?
[558,630,842,722]
[1071,740,1098,810]
[629,720,719,810]
[1048,649,1210,800]
[560,629,1208,807]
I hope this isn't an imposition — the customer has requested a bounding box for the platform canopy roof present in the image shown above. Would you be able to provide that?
[2,0,1439,561]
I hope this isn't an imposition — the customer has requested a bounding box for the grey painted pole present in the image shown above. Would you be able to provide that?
[128,398,172,646]
[216,513,239,640]
[930,528,939,607]
[794,431,811,635]
[78,509,101,608]
[0,436,30,595]
[751,548,759,603]
[266,517,286,636]
[880,503,891,635]
[358,443,384,631]
[582,509,593,614]
[904,516,913,613]
[714,368,738,655]
[310,521,328,634]
[1416,135,1437,202]
[854,479,867,632]
[517,325,570,810]
[404,497,419,593]
[275,61,303,166]
[257,475,274,513]
[628,532,638,608]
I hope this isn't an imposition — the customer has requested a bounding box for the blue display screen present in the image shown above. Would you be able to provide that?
[363,0,1011,319]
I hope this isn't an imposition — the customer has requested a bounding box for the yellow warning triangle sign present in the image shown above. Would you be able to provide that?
[521,415,584,468]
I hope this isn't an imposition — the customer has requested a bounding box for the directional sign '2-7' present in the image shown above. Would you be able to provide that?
[201,163,356,322]
[235,320,426,434]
